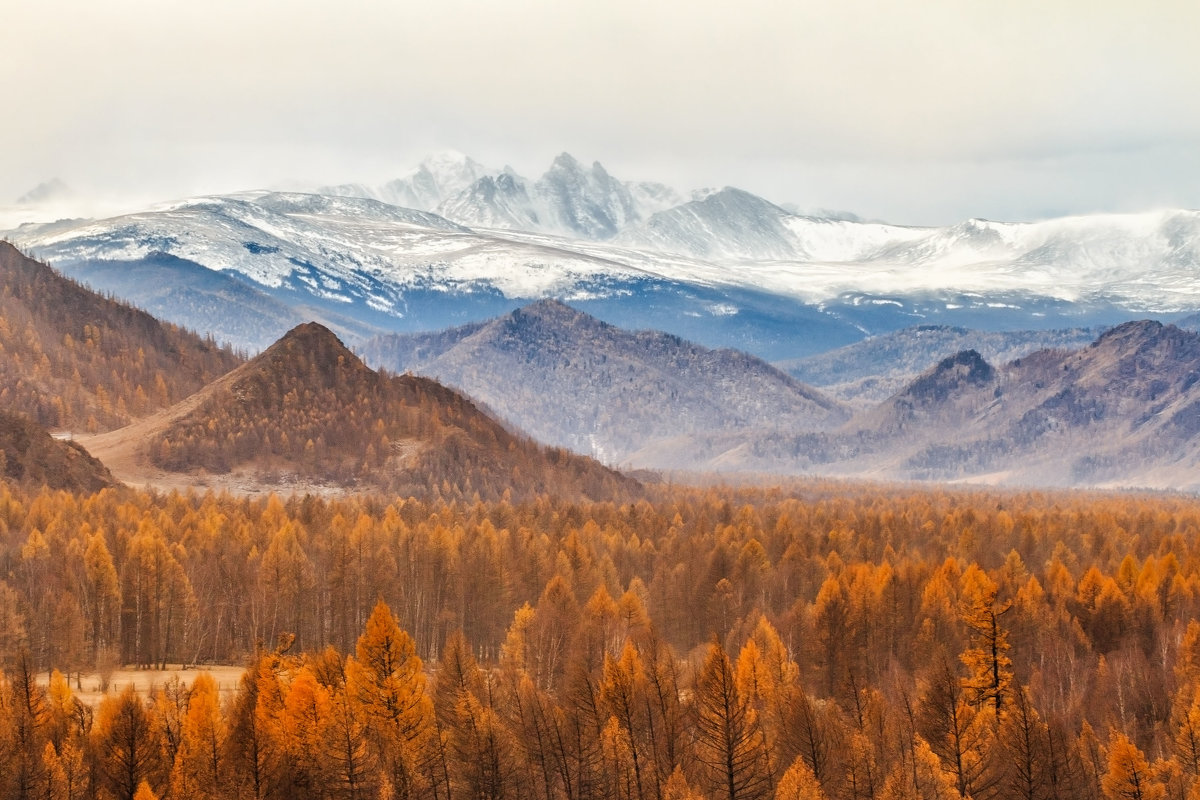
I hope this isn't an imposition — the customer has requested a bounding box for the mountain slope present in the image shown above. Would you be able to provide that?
[80,322,636,501]
[0,242,241,431]
[843,321,1200,486]
[780,324,1110,405]
[0,412,116,493]
[360,300,848,464]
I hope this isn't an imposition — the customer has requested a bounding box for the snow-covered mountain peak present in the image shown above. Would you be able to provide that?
[375,152,494,212]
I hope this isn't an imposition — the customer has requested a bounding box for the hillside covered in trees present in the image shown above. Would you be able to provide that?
[122,322,637,502]
[3,481,1200,799]
[0,242,241,432]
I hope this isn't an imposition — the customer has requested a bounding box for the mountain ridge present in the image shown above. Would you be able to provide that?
[79,321,638,501]
[361,300,849,465]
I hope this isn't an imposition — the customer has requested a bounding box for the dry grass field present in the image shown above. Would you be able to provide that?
[38,664,247,706]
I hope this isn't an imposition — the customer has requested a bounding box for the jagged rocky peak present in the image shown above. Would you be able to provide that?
[534,153,639,239]
[379,151,492,210]
[438,170,539,229]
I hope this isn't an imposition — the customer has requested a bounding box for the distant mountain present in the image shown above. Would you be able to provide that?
[78,322,636,501]
[616,187,928,261]
[325,152,681,241]
[780,324,1110,406]
[618,188,800,260]
[438,171,541,230]
[16,178,73,206]
[321,151,492,211]
[0,412,115,493]
[360,300,847,464]
[432,153,656,239]
[8,156,1200,363]
[868,320,1200,486]
[8,190,873,360]
[734,321,1200,489]
[0,242,241,431]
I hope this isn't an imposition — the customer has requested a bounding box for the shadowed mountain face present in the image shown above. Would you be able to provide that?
[127,322,637,502]
[0,412,115,493]
[360,300,849,465]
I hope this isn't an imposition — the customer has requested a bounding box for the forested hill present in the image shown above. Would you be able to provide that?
[0,411,115,492]
[137,321,638,501]
[0,242,241,431]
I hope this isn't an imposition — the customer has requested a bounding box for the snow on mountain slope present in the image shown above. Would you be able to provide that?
[437,172,541,230]
[7,177,1200,360]
[379,151,492,210]
[319,151,492,210]
[14,190,1200,314]
[322,152,684,241]
[13,191,665,303]
[531,153,640,239]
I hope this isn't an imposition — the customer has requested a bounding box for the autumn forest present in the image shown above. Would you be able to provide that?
[2,481,1200,800]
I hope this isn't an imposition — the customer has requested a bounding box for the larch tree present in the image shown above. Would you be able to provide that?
[94,684,162,800]
[775,756,827,800]
[959,565,1013,717]
[347,599,434,799]
[450,690,519,800]
[916,655,996,800]
[170,672,225,800]
[600,641,656,800]
[1101,732,1164,800]
[693,639,773,800]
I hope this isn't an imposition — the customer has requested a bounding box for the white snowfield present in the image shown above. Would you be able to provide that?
[8,181,1200,315]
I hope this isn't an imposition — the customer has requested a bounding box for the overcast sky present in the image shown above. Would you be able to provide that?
[5,0,1199,225]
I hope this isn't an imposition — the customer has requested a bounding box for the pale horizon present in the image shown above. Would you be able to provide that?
[6,0,1200,226]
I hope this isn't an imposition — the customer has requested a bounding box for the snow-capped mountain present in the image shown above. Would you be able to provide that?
[6,156,1200,360]
[319,150,492,210]
[324,152,685,241]
[617,187,927,262]
[437,171,540,230]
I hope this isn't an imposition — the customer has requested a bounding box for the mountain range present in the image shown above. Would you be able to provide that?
[360,299,847,464]
[7,151,1197,362]
[359,298,1200,490]
[0,242,1197,491]
[779,324,1111,406]
[3,149,1200,493]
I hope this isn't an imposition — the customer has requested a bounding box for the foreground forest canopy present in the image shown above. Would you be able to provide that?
[4,481,1200,799]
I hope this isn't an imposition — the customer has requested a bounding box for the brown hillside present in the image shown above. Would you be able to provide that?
[90,322,637,501]
[0,242,241,432]
[0,411,116,492]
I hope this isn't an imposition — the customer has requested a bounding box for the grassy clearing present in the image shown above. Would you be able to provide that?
[38,664,247,706]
